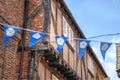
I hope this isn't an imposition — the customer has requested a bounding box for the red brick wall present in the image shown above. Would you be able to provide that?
[0,0,24,26]
[0,27,18,80]
[0,0,24,79]
[0,31,4,79]
[0,0,44,79]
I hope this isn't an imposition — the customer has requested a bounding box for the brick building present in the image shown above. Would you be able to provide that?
[116,44,120,78]
[0,0,109,80]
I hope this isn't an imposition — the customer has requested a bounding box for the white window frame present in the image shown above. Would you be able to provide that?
[63,16,68,37]
[69,26,74,47]
[62,16,74,48]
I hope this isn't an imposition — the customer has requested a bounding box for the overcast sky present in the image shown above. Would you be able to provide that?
[65,0,120,80]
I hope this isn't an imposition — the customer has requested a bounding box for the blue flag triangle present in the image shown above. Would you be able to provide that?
[29,31,45,47]
[100,42,112,60]
[55,36,68,52]
[78,39,91,58]
[2,25,19,46]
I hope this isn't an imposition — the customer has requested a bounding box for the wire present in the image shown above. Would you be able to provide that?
[87,33,120,39]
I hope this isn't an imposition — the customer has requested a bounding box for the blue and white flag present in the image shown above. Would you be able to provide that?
[55,36,68,52]
[78,39,91,58]
[100,42,112,60]
[29,31,45,47]
[2,25,19,46]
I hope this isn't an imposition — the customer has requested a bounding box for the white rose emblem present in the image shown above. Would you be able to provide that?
[6,28,15,37]
[102,44,108,51]
[32,33,41,39]
[80,41,87,48]
[57,38,64,45]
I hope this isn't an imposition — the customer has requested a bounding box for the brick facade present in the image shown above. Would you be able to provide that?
[0,0,44,79]
[0,0,109,80]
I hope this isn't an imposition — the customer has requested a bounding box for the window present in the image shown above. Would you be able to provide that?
[87,54,94,75]
[69,27,74,47]
[63,16,68,37]
[62,16,74,47]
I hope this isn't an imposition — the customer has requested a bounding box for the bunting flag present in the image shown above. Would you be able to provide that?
[29,31,45,47]
[100,42,112,60]
[2,25,19,46]
[0,23,116,60]
[55,35,68,52]
[78,39,91,58]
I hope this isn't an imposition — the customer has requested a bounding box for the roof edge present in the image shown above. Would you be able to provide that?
[59,0,108,77]
[59,0,86,39]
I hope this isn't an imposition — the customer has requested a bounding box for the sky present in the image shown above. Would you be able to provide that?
[65,0,120,80]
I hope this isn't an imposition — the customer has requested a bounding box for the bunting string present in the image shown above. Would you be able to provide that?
[0,22,119,44]
[0,22,119,60]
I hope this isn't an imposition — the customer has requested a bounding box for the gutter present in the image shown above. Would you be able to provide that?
[18,0,29,80]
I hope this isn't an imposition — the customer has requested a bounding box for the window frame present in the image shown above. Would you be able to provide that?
[62,16,74,48]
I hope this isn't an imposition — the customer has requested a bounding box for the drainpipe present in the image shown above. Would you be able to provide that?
[18,0,29,80]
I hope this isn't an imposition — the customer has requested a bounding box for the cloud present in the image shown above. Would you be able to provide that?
[102,62,116,79]
[106,48,116,59]
[91,36,120,80]
[105,36,120,60]
[92,45,117,80]
[92,46,103,63]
